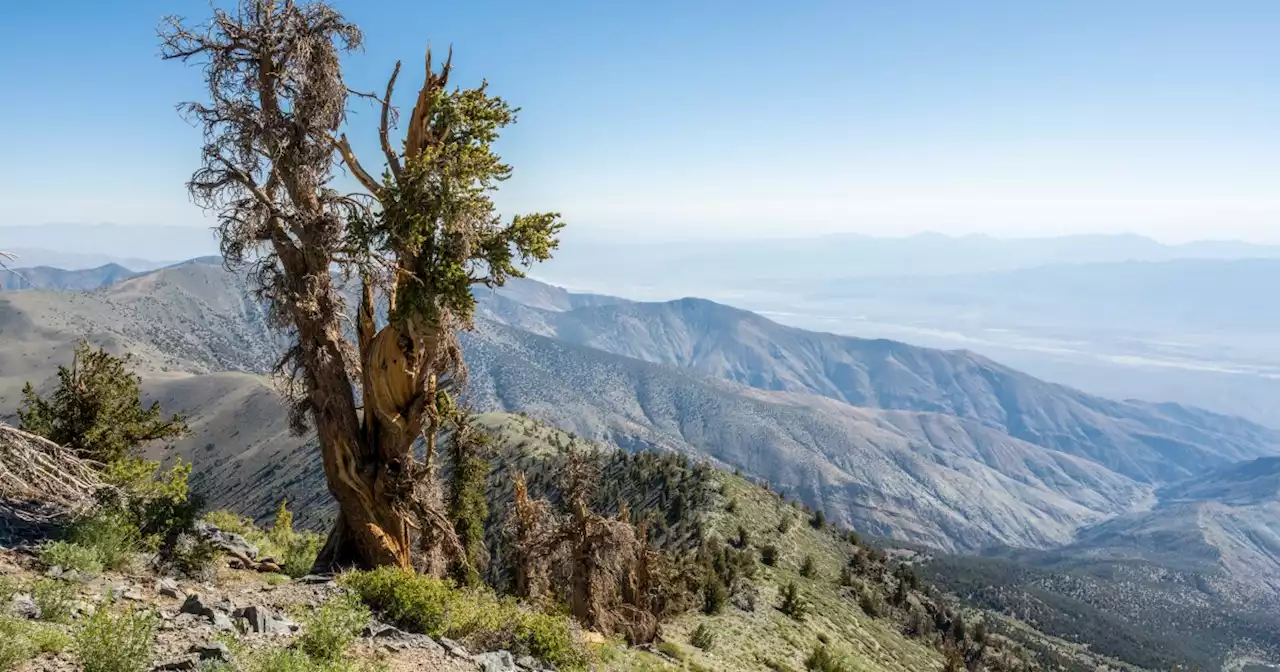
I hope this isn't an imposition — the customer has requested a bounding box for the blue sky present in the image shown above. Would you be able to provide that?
[2,0,1279,243]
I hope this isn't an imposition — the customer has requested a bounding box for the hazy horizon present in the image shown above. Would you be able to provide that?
[10,222,1280,271]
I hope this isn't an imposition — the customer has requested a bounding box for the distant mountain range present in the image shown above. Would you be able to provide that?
[1,263,138,290]
[5,257,1280,563]
[10,224,1280,284]
[536,231,1280,296]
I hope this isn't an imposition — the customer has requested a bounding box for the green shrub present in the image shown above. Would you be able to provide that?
[74,604,157,672]
[38,540,103,574]
[67,512,141,571]
[101,458,202,551]
[298,594,369,663]
[857,587,883,618]
[760,544,779,567]
[203,505,323,579]
[656,641,686,661]
[280,533,323,579]
[809,509,826,530]
[27,623,71,654]
[164,532,222,581]
[799,554,816,579]
[32,578,75,623]
[342,567,585,670]
[701,575,728,615]
[805,643,852,672]
[690,622,715,651]
[0,615,69,670]
[202,509,258,538]
[778,581,807,622]
[777,517,793,534]
[17,341,188,464]
[0,616,35,671]
[0,577,18,605]
[243,648,359,672]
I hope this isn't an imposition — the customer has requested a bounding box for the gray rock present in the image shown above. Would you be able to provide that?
[173,612,200,627]
[180,593,214,617]
[439,636,470,659]
[363,623,397,638]
[123,589,148,602]
[515,655,541,670]
[155,578,185,599]
[296,574,334,584]
[189,642,233,662]
[271,615,300,634]
[152,656,198,671]
[474,650,518,672]
[211,610,234,630]
[365,623,441,651]
[232,605,272,633]
[182,593,234,629]
[192,520,259,559]
[10,594,39,619]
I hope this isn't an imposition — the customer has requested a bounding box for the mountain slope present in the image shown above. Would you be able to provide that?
[478,291,1280,484]
[1066,456,1280,594]
[1,263,137,290]
[463,317,1153,550]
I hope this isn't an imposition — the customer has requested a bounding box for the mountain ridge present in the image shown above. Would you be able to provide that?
[477,288,1280,484]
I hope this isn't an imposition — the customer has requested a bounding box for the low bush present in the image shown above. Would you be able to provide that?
[690,622,715,651]
[656,641,686,661]
[701,575,727,615]
[0,577,17,605]
[804,643,852,672]
[778,581,807,622]
[799,554,816,579]
[38,540,104,574]
[66,512,141,571]
[74,603,157,672]
[857,586,884,618]
[760,544,779,567]
[342,567,586,670]
[31,578,75,623]
[297,594,369,663]
[0,615,72,671]
[100,458,201,551]
[203,502,323,579]
[163,532,222,581]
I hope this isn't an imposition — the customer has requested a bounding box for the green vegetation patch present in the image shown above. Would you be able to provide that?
[342,567,586,670]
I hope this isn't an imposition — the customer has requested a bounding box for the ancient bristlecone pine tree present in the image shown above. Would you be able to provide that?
[161,0,562,571]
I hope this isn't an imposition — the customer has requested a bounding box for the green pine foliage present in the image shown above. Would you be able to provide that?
[447,411,491,587]
[18,341,187,463]
[799,554,817,579]
[778,581,807,622]
[690,623,715,651]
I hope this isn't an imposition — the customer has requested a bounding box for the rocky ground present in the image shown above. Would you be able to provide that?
[0,545,547,672]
